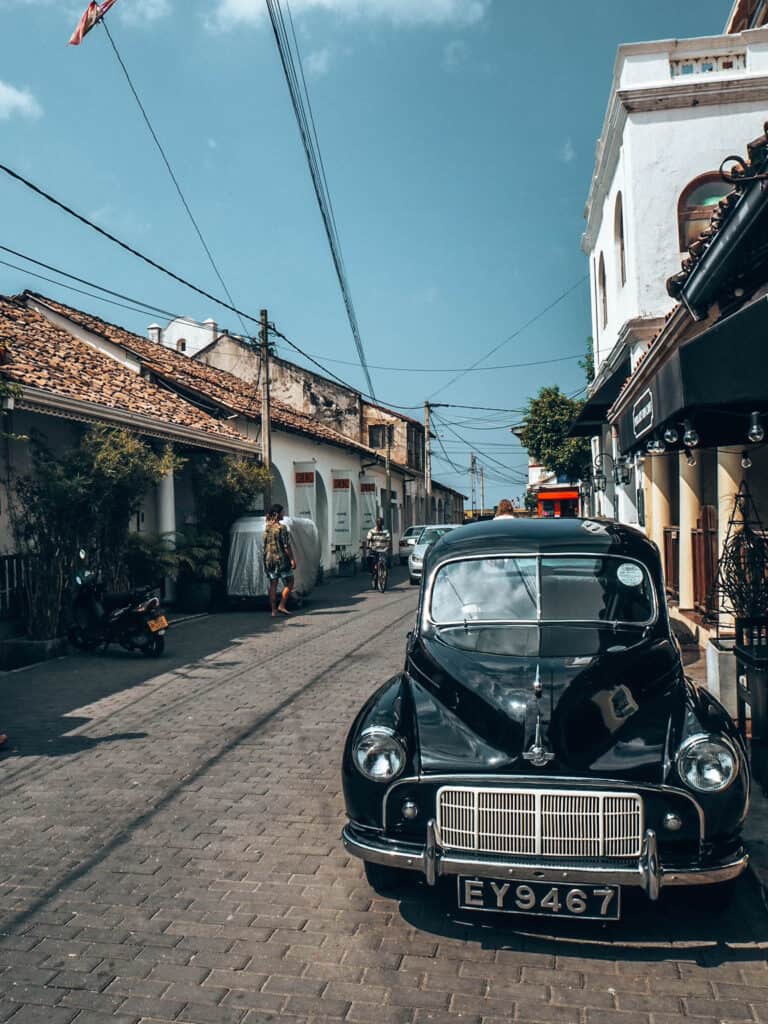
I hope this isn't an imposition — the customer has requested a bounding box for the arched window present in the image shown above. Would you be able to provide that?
[598,252,607,328]
[678,173,733,251]
[614,192,626,287]
[176,338,187,353]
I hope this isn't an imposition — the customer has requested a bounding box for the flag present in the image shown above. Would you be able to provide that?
[68,0,119,46]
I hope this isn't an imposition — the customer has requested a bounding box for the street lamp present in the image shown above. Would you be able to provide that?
[592,452,631,490]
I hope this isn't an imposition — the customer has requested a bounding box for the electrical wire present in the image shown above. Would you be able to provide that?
[432,411,528,482]
[99,17,250,340]
[0,166,589,419]
[0,166,427,410]
[266,0,375,398]
[303,352,583,374]
[428,275,588,400]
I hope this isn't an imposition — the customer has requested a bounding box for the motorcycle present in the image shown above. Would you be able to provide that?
[68,552,168,657]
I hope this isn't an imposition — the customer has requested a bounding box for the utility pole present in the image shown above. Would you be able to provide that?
[260,308,272,509]
[385,426,392,535]
[424,401,432,524]
[480,464,485,516]
[470,453,477,516]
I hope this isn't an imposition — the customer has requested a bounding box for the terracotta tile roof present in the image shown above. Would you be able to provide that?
[23,293,383,459]
[0,296,249,446]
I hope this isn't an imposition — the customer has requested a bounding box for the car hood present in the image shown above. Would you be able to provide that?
[406,628,685,783]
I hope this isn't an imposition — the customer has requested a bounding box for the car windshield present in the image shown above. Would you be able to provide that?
[419,527,452,546]
[403,527,423,541]
[430,555,655,626]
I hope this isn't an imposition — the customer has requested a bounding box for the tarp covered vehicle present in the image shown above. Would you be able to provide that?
[227,515,321,599]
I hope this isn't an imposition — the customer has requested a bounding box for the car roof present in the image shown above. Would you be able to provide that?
[424,517,661,571]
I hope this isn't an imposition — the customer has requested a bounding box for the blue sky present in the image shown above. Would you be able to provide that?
[0,0,732,502]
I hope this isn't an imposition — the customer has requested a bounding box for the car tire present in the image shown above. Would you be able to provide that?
[363,860,412,893]
[409,576,418,586]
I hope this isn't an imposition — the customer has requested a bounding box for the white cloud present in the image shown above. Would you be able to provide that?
[0,80,42,121]
[119,0,172,26]
[207,0,491,31]
[559,138,576,163]
[305,46,333,76]
[442,39,467,71]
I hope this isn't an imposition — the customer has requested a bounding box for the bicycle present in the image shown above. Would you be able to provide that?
[370,551,388,593]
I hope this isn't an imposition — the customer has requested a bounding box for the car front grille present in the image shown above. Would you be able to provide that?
[436,786,643,859]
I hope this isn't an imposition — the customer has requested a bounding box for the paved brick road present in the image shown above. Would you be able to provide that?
[0,571,767,1024]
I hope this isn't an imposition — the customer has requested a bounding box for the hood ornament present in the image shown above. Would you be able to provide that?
[523,665,555,767]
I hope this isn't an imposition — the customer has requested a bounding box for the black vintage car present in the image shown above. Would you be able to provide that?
[342,518,750,921]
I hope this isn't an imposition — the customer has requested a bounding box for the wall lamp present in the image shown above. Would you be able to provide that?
[748,411,765,444]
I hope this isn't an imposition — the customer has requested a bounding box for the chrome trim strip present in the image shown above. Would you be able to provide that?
[640,828,661,901]
[383,774,706,844]
[342,825,748,891]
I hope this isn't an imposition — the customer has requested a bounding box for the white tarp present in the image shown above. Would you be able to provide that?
[294,462,316,521]
[227,515,321,598]
[331,471,353,545]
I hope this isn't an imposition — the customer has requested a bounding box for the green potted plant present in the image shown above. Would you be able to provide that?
[171,529,223,613]
[336,547,357,577]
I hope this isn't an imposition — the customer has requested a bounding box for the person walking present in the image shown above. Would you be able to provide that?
[494,498,515,519]
[263,503,297,617]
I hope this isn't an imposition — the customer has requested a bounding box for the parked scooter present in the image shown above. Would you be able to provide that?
[68,551,168,657]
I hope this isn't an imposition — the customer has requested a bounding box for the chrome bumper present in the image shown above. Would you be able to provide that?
[342,821,749,899]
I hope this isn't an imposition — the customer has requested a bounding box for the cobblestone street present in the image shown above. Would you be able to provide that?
[0,571,767,1024]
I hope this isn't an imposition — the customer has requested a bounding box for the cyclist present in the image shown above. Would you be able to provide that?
[365,517,391,586]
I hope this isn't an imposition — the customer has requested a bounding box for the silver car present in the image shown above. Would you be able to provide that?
[398,524,426,565]
[408,524,460,584]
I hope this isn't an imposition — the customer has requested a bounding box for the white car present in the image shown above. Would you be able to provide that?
[408,524,460,584]
[398,524,426,565]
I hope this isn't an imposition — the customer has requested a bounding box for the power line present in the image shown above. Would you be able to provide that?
[99,17,250,339]
[304,352,583,374]
[266,0,375,398]
[428,276,588,400]
[0,162,265,330]
[432,411,528,482]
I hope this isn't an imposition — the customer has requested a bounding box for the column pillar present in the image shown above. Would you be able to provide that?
[717,449,743,626]
[678,452,701,610]
[717,449,742,558]
[647,453,672,555]
[157,467,176,602]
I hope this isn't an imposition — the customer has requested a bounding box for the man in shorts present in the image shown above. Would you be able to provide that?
[263,503,297,617]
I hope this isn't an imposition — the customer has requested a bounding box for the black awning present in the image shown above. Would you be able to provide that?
[568,355,631,437]
[615,295,768,453]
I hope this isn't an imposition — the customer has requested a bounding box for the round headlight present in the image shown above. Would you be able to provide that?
[677,735,738,793]
[353,727,406,783]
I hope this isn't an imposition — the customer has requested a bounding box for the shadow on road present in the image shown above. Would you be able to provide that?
[393,873,768,965]
[0,567,410,763]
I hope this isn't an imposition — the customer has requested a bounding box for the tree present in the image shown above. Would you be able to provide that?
[579,336,595,385]
[8,426,179,638]
[517,386,590,482]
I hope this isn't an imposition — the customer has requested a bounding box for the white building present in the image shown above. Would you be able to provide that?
[576,22,768,525]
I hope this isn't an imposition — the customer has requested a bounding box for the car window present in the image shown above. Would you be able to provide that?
[431,558,538,622]
[403,527,423,540]
[430,556,655,625]
[420,527,451,546]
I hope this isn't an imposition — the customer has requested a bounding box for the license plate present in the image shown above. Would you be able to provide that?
[147,615,168,632]
[457,876,621,920]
